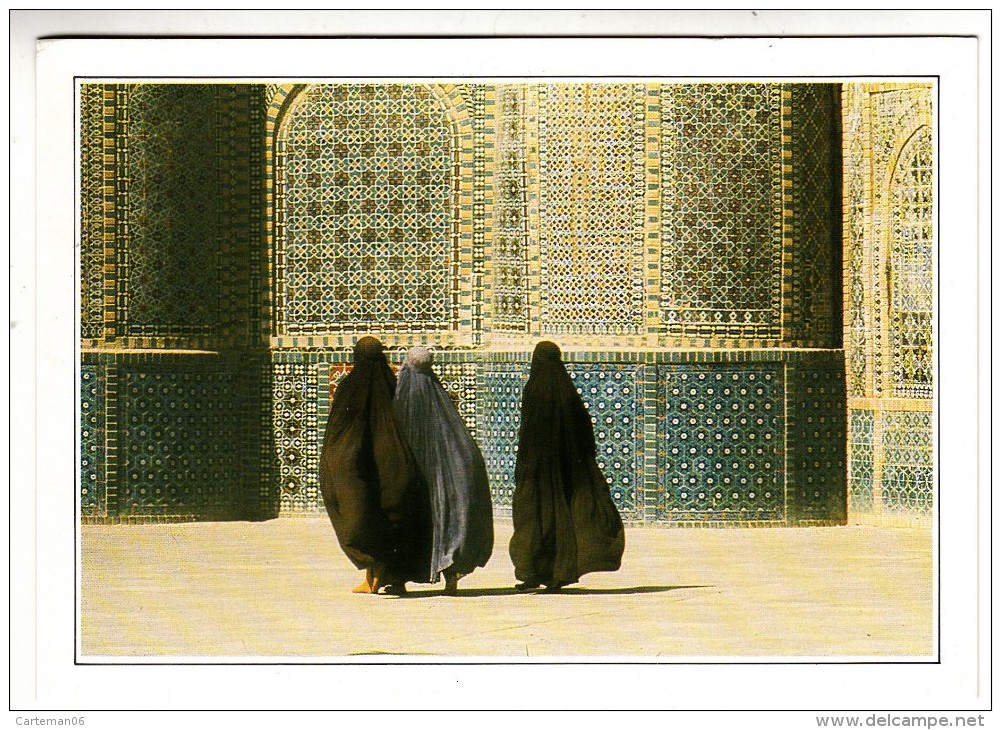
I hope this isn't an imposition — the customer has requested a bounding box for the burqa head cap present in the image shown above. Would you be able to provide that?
[353,336,385,362]
[404,346,433,372]
[532,340,562,364]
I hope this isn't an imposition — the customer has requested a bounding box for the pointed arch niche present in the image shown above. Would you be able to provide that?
[267,83,475,349]
[887,125,934,400]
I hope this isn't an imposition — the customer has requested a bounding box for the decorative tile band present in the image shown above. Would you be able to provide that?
[80,349,847,526]
[849,408,875,513]
[273,363,320,514]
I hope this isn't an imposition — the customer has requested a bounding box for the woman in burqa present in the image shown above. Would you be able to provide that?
[319,336,432,596]
[509,341,625,592]
[393,346,494,595]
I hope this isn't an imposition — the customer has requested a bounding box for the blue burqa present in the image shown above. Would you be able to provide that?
[393,347,494,581]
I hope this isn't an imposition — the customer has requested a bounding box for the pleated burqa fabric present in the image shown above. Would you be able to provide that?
[393,347,494,581]
[319,337,432,585]
[509,341,625,588]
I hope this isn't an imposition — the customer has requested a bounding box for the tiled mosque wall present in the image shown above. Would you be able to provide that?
[842,83,934,522]
[79,84,276,521]
[80,81,850,525]
[79,84,269,349]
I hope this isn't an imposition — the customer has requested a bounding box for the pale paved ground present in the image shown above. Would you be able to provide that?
[80,518,933,658]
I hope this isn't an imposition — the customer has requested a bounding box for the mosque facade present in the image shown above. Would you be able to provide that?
[78,81,934,525]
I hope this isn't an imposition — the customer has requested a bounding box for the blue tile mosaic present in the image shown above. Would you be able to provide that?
[848,409,875,513]
[882,411,933,513]
[119,369,246,518]
[478,363,528,510]
[566,363,644,518]
[657,365,785,522]
[787,365,847,522]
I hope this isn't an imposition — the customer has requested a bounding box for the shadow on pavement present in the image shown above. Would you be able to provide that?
[386,584,711,598]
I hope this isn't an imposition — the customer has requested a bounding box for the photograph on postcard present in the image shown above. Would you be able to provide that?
[74,77,937,661]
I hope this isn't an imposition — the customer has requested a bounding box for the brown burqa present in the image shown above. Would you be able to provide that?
[509,341,625,590]
[319,337,432,588]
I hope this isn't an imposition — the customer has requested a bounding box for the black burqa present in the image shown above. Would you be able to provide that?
[509,341,625,588]
[393,346,494,581]
[319,337,432,585]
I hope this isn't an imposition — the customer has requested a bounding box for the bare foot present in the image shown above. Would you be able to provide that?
[351,569,377,594]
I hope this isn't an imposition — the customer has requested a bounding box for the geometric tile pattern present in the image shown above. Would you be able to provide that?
[848,408,875,513]
[81,80,847,352]
[277,84,456,332]
[656,365,785,522]
[786,365,847,522]
[83,350,849,525]
[455,83,489,345]
[660,84,783,339]
[787,84,841,348]
[538,84,647,335]
[882,411,934,513]
[123,85,226,335]
[844,86,870,399]
[252,353,846,525]
[79,82,853,525]
[79,83,265,347]
[889,126,934,399]
[435,362,480,435]
[80,365,106,517]
[79,85,108,341]
[869,86,934,398]
[271,359,478,515]
[491,84,529,331]
[273,364,320,514]
[465,83,489,345]
[78,350,276,523]
[477,363,528,510]
[119,368,245,518]
[567,364,644,517]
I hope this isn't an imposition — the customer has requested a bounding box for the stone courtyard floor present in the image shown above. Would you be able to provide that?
[79,518,933,659]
